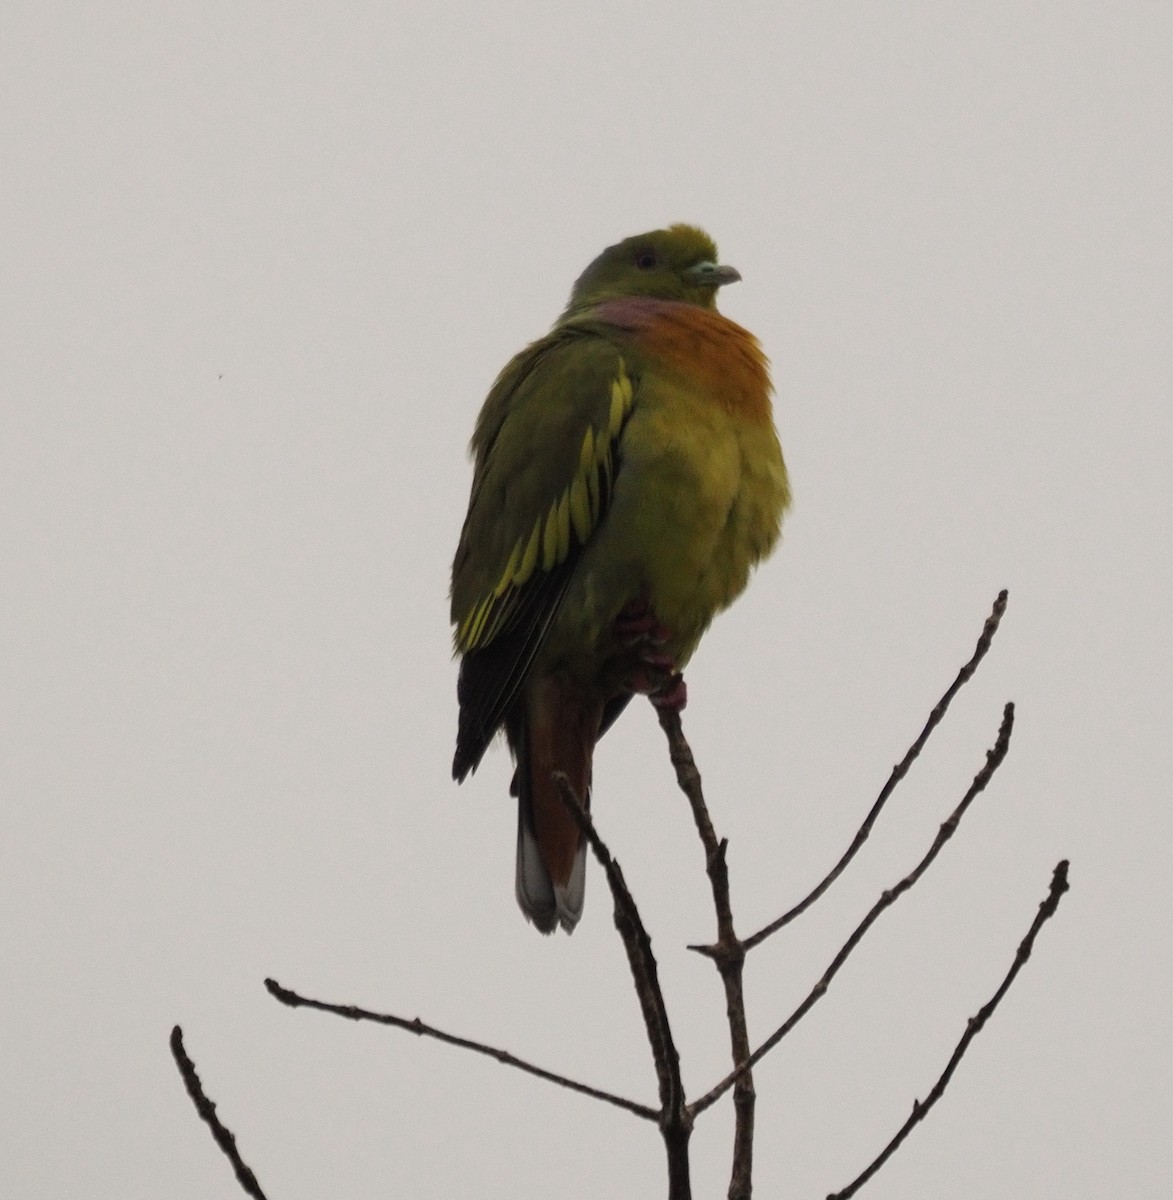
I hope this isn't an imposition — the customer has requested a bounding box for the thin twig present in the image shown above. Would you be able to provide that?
[745,590,1009,953]
[656,705,756,1200]
[170,1026,268,1200]
[553,774,693,1200]
[691,702,1015,1118]
[828,859,1071,1199]
[264,978,656,1121]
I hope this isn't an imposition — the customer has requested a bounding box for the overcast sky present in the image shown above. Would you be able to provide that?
[4,4,1171,1197]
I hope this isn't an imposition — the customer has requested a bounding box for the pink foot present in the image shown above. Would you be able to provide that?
[613,600,671,646]
[612,601,683,707]
[649,673,688,712]
[626,653,684,704]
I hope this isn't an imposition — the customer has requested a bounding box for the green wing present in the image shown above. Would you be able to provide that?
[451,326,636,780]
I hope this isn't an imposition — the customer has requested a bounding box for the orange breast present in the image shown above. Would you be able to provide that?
[593,298,773,424]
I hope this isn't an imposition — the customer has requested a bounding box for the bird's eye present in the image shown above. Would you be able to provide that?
[635,251,657,270]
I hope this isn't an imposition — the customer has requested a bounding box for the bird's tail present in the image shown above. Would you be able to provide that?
[511,677,602,934]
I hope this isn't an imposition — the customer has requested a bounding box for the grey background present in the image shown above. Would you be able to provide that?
[4,4,1170,1197]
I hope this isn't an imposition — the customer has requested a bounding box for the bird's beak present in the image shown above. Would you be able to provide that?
[687,261,742,288]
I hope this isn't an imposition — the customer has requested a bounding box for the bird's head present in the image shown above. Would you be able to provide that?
[563,224,741,315]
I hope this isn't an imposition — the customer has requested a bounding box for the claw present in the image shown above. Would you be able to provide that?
[624,651,684,707]
[611,601,683,705]
[614,600,673,647]
[613,600,657,641]
[649,674,687,712]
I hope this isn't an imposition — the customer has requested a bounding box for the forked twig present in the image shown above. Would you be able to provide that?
[691,702,1015,1118]
[170,1026,268,1200]
[177,591,1048,1200]
[828,859,1071,1199]
[264,978,655,1120]
[655,705,756,1200]
[745,590,1009,952]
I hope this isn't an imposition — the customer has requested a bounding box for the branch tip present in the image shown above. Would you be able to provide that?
[170,1025,268,1200]
[827,856,1070,1198]
[264,977,657,1120]
[693,698,1016,1119]
[746,592,1012,951]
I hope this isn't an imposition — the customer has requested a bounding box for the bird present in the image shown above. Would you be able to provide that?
[450,224,790,934]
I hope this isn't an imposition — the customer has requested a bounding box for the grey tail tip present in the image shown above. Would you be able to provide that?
[522,904,580,936]
[516,876,583,936]
[524,903,561,936]
[516,818,586,935]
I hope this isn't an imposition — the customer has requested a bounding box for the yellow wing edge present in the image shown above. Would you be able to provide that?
[456,361,635,653]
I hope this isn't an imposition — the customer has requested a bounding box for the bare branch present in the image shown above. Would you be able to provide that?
[745,590,1009,952]
[655,705,756,1200]
[653,705,733,954]
[828,859,1071,1199]
[553,774,693,1200]
[264,978,656,1121]
[171,589,1047,1200]
[170,1025,268,1200]
[691,702,1015,1118]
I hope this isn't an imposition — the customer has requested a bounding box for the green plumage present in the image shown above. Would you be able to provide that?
[450,225,790,932]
